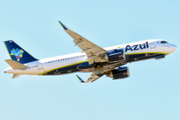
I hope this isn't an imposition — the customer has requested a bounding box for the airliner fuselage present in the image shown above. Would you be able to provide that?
[4,22,177,83]
[5,40,176,75]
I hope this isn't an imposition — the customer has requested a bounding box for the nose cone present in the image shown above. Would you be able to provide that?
[169,44,177,54]
[172,44,177,52]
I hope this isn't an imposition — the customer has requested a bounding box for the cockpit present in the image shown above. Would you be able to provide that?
[155,40,168,44]
[156,40,177,54]
[160,41,168,44]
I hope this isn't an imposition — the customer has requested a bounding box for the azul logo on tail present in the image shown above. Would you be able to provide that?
[125,42,149,52]
[10,48,24,61]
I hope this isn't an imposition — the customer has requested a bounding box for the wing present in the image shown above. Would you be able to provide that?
[59,21,107,64]
[76,72,103,83]
[12,74,21,78]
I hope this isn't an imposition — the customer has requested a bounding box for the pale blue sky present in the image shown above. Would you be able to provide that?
[1,0,180,120]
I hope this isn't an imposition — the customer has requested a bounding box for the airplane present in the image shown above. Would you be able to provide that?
[4,21,177,83]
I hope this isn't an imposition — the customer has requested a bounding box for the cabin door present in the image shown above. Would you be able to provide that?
[150,42,156,50]
[38,63,44,73]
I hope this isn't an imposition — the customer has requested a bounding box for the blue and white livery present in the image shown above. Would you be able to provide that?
[4,21,177,83]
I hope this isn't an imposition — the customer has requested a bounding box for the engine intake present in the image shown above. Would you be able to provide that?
[155,54,165,60]
[107,66,130,80]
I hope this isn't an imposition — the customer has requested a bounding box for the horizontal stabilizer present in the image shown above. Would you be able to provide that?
[5,59,27,70]
[12,74,21,78]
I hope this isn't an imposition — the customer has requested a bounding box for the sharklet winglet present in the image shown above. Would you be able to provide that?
[58,21,68,30]
[76,75,85,84]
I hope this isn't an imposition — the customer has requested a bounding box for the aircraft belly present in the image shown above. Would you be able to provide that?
[126,53,167,62]
[40,60,85,75]
[42,64,80,75]
[40,52,168,76]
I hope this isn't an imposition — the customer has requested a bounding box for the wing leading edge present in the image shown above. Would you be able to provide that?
[58,21,125,84]
[58,21,107,65]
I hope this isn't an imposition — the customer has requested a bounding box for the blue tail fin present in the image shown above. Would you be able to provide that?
[4,40,38,64]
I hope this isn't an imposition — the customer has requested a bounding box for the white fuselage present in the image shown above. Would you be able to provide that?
[4,39,177,76]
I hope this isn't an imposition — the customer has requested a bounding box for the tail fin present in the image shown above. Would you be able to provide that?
[4,40,37,64]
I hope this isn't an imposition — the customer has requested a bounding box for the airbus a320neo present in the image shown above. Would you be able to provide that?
[4,21,177,83]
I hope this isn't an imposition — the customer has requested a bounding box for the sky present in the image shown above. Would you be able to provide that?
[0,0,180,120]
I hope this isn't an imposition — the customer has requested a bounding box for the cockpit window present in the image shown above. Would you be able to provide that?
[160,41,168,44]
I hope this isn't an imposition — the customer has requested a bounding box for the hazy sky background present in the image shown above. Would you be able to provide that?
[0,0,180,120]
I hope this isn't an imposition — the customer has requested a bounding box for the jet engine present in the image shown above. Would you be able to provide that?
[104,48,125,62]
[106,66,130,80]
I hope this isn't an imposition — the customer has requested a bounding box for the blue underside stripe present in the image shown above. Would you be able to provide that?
[40,52,168,75]
[39,60,88,75]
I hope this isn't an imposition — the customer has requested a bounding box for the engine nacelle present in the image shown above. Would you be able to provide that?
[155,54,165,60]
[107,66,130,80]
[105,48,125,62]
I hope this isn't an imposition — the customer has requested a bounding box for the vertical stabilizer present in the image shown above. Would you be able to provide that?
[4,40,37,64]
